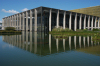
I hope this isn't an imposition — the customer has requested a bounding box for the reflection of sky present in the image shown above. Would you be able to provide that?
[0,36,14,49]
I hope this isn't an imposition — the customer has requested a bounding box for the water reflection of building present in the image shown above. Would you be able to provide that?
[2,32,100,56]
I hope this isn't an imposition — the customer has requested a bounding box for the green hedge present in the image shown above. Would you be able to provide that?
[52,27,73,32]
[92,29,100,31]
[0,30,22,34]
[5,27,15,31]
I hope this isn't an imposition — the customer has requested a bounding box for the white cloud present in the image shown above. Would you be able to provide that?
[2,9,19,14]
[4,16,7,17]
[0,21,2,23]
[21,8,28,11]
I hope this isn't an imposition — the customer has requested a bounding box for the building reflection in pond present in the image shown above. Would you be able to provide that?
[79,36,81,48]
[34,32,37,54]
[63,39,65,52]
[49,34,51,54]
[74,36,76,49]
[2,32,100,56]
[83,37,85,48]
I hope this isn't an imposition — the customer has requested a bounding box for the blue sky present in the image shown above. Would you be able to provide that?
[0,0,100,23]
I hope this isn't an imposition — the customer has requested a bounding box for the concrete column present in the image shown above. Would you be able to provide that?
[49,9,52,31]
[91,16,94,30]
[7,17,8,27]
[13,16,14,27]
[10,16,11,27]
[95,17,97,28]
[2,19,4,30]
[9,17,10,27]
[84,15,86,29]
[5,18,6,28]
[69,12,72,30]
[34,9,37,31]
[3,19,4,29]
[4,18,6,27]
[6,18,7,27]
[5,18,7,27]
[69,36,71,50]
[4,18,5,28]
[17,15,18,30]
[26,11,28,31]
[4,18,6,29]
[98,18,100,29]
[13,15,15,27]
[7,17,9,27]
[22,13,25,30]
[30,10,32,31]
[49,34,51,53]
[6,17,8,27]
[14,15,16,28]
[56,10,59,28]
[10,16,12,27]
[63,11,66,29]
[3,18,5,29]
[19,14,21,30]
[74,13,77,31]
[88,16,90,29]
[79,14,82,29]
[12,16,14,27]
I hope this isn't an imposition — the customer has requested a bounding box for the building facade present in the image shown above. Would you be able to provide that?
[2,6,100,31]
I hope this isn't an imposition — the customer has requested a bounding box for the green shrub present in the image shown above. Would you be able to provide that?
[83,29,88,31]
[52,27,73,32]
[5,27,15,31]
[76,29,89,32]
[92,29,100,31]
[62,28,73,32]
[76,29,83,32]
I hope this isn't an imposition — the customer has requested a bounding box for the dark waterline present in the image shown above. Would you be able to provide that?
[0,31,100,66]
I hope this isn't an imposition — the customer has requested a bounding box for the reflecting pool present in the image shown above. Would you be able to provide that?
[0,31,100,66]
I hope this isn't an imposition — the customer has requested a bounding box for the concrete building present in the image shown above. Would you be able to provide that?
[2,6,100,31]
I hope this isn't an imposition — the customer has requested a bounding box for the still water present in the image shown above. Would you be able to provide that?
[0,31,100,66]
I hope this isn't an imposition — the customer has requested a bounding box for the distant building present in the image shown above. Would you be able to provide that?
[2,6,100,32]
